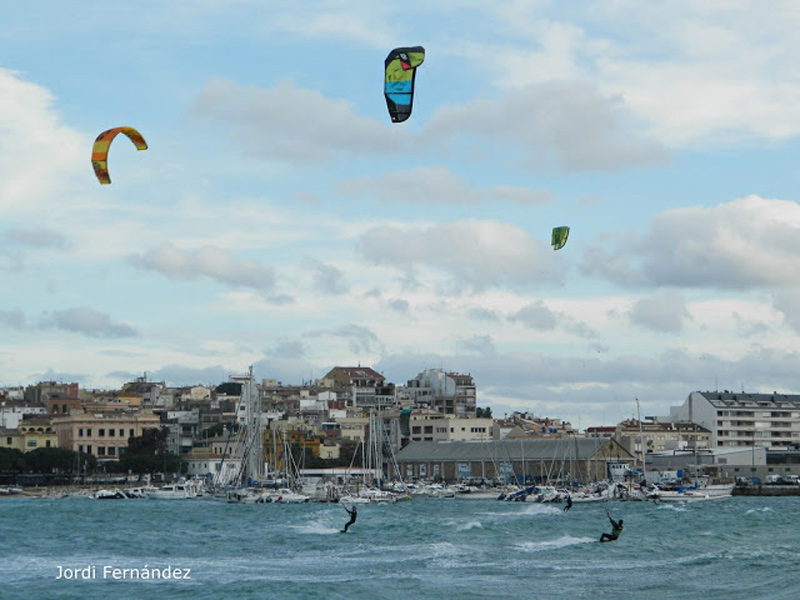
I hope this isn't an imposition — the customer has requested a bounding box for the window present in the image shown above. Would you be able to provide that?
[99,428,105,437]
[108,447,116,456]
[87,429,92,437]
[129,429,134,437]
[98,446,105,456]
[86,445,92,454]
[78,445,84,453]
[78,428,84,437]
[27,440,37,447]
[120,429,125,437]
[46,440,51,448]
[109,429,115,437]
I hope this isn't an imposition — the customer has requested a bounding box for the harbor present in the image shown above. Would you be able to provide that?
[1,492,797,600]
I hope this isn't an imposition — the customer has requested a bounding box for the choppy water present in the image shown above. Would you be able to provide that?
[0,495,797,599]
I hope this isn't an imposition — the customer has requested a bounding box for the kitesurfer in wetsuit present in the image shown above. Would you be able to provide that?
[341,504,357,533]
[599,512,623,542]
[563,495,573,512]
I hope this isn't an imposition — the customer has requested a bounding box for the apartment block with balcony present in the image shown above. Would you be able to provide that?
[405,369,477,417]
[671,391,800,450]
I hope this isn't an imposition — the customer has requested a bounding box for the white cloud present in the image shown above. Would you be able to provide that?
[45,307,139,338]
[358,219,563,292]
[508,300,558,330]
[0,69,85,213]
[628,290,690,333]
[309,260,349,295]
[130,242,278,295]
[5,227,70,249]
[582,195,800,289]
[425,81,669,172]
[338,165,553,205]
[477,2,800,146]
[191,79,393,164]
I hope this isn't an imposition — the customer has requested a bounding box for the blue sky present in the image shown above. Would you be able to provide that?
[3,1,800,428]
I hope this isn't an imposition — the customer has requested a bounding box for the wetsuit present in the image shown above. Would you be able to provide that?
[342,506,357,533]
[599,516,623,542]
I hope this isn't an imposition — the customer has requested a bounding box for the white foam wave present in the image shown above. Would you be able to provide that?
[291,517,341,535]
[456,520,483,531]
[745,507,773,514]
[516,535,596,553]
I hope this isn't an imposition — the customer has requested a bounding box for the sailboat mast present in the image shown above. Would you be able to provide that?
[636,398,647,485]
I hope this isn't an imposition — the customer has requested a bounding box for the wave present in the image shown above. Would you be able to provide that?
[515,535,596,553]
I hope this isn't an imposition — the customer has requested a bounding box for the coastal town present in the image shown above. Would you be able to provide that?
[2,365,800,501]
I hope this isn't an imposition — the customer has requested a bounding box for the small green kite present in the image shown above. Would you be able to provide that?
[551,226,570,251]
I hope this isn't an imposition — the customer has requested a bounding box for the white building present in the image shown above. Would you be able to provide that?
[671,391,800,450]
[405,369,477,416]
[405,412,499,443]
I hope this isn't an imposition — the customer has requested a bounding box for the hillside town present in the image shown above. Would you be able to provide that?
[3,365,800,495]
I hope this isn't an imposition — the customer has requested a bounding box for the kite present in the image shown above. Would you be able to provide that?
[91,126,148,184]
[384,46,425,123]
[551,226,570,251]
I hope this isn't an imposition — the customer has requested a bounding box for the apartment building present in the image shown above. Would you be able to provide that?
[53,410,161,460]
[671,391,800,450]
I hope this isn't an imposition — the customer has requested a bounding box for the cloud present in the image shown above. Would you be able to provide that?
[302,324,382,356]
[0,68,84,212]
[424,81,669,172]
[192,79,666,174]
[387,298,409,313]
[260,1,397,47]
[130,242,278,294]
[467,307,502,322]
[459,334,497,358]
[628,290,691,332]
[357,219,563,292]
[148,364,232,386]
[45,307,138,338]
[582,195,800,289]
[309,260,349,295]
[338,165,552,205]
[773,288,800,333]
[5,228,70,249]
[0,310,26,329]
[508,300,558,330]
[474,3,800,147]
[191,79,392,164]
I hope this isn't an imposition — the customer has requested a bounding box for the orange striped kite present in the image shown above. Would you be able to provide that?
[91,126,148,184]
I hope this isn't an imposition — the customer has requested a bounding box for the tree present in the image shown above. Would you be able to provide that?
[25,447,79,473]
[127,427,168,454]
[0,448,26,472]
[215,382,242,396]
[476,406,493,419]
[121,427,185,476]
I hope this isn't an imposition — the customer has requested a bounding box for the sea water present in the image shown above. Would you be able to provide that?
[0,495,798,599]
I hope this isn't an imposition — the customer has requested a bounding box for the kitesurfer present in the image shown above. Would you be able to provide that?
[341,504,357,533]
[599,510,623,543]
[563,495,573,512]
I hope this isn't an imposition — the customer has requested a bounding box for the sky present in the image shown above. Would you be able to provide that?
[3,0,800,429]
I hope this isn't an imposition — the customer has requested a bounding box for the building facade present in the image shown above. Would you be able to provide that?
[671,391,800,450]
[395,438,635,484]
[405,369,477,416]
[53,411,161,460]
